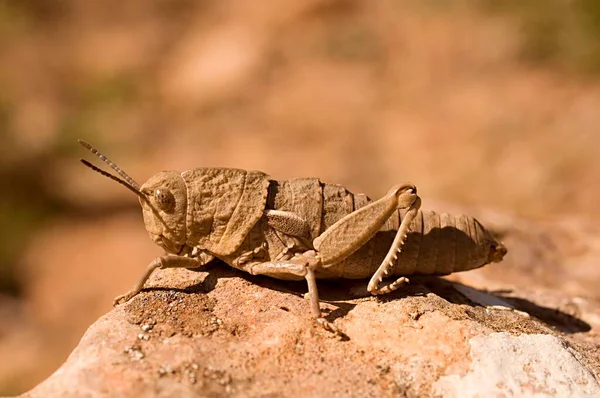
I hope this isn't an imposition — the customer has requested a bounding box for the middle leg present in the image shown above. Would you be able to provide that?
[249,252,339,334]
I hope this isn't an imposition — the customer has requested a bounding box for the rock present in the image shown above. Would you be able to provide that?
[434,333,600,397]
[20,259,600,397]
[14,206,600,398]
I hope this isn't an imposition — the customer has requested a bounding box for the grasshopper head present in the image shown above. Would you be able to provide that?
[138,171,187,253]
[78,140,188,254]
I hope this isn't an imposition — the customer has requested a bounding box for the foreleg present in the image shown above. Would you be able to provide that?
[113,252,214,305]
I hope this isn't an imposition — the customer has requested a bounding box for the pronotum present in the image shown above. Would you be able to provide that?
[79,140,507,333]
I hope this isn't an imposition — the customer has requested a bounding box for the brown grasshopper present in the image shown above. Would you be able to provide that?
[79,140,507,333]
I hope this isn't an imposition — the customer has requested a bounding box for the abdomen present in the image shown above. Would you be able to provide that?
[267,179,501,279]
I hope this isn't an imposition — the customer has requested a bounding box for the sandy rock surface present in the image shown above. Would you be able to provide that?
[19,210,600,398]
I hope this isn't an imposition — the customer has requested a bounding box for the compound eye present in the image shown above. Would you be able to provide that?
[154,189,175,212]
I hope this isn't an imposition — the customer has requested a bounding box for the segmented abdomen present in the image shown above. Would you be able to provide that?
[389,209,493,276]
[267,178,495,279]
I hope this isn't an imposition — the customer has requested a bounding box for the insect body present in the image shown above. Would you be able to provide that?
[79,140,507,333]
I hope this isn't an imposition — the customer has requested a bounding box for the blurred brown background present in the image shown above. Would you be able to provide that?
[1,0,600,395]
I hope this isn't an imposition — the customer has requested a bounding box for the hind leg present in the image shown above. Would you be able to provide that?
[311,184,422,295]
[367,197,421,295]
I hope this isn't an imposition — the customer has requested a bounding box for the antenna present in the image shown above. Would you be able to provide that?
[78,139,144,198]
[78,139,140,190]
[79,159,144,198]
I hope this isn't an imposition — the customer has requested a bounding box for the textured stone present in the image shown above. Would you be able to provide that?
[434,332,600,397]
[11,206,600,398]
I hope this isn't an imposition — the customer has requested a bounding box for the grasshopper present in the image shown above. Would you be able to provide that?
[79,140,507,333]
